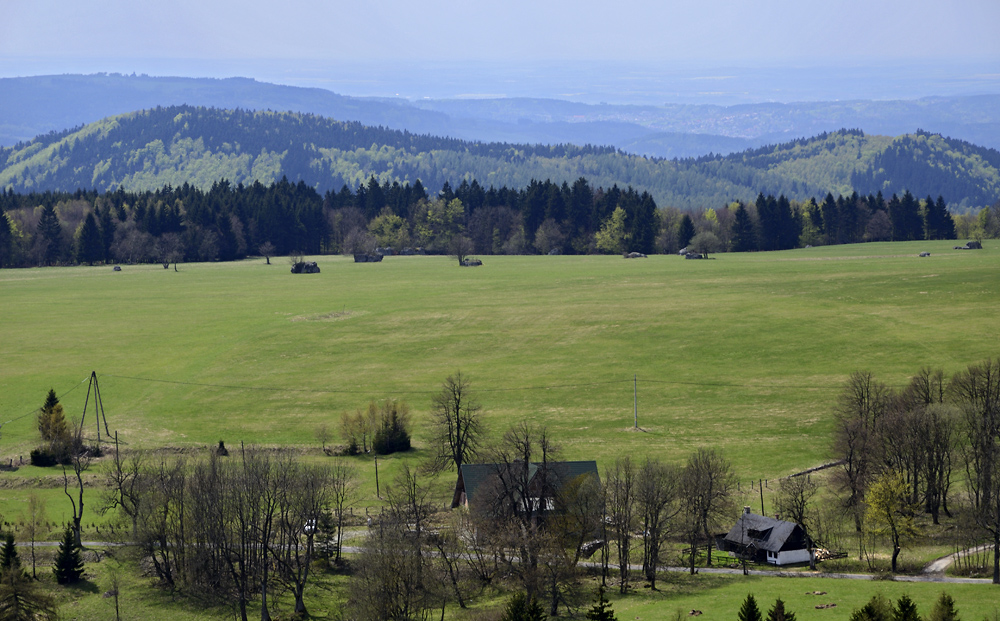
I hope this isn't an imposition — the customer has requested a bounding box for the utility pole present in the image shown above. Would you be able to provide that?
[759,479,765,516]
[374,454,380,499]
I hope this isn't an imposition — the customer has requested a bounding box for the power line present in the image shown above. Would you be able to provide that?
[99,372,865,395]
[0,376,90,431]
[99,373,630,394]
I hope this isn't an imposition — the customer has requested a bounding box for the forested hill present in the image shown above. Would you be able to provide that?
[1,106,998,210]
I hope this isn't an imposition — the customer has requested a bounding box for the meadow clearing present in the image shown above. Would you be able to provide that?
[0,240,998,618]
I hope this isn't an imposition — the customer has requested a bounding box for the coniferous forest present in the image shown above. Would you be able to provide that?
[1,172,992,269]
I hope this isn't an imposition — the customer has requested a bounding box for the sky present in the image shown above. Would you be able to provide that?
[1,0,999,101]
[3,0,998,64]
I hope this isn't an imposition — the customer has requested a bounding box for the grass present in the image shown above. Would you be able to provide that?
[1,241,999,617]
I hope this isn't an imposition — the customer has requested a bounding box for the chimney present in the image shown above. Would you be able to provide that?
[743,506,751,515]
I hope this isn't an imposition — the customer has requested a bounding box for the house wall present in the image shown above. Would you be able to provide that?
[773,548,811,566]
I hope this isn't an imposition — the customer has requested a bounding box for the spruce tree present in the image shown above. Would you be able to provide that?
[0,533,20,572]
[52,525,84,584]
[0,567,58,620]
[500,592,547,621]
[738,594,763,621]
[766,598,796,621]
[0,209,12,268]
[75,212,104,265]
[677,214,695,250]
[586,585,617,621]
[928,592,959,621]
[893,594,921,621]
[730,203,756,252]
[36,204,62,266]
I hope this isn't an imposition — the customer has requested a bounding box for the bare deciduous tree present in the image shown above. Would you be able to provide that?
[951,357,1000,583]
[605,457,636,593]
[775,475,819,568]
[680,448,736,573]
[833,371,891,531]
[427,371,485,503]
[637,458,681,588]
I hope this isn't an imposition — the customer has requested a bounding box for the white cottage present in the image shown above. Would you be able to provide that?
[717,507,812,566]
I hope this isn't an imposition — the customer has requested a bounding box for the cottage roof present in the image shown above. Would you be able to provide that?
[722,511,806,553]
[456,460,599,508]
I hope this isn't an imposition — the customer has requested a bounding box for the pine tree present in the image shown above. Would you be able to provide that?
[0,567,58,621]
[928,592,959,621]
[75,212,104,265]
[0,533,20,572]
[893,594,921,621]
[37,389,68,446]
[586,585,617,621]
[730,203,756,252]
[500,592,547,621]
[850,594,894,621]
[738,594,763,621]
[52,525,84,584]
[36,204,62,266]
[0,209,12,268]
[766,598,796,621]
[677,214,695,250]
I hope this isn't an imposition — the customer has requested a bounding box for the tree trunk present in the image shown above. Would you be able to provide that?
[294,587,306,615]
[993,531,999,585]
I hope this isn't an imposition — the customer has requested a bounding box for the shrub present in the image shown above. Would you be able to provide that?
[372,399,411,455]
[28,449,57,468]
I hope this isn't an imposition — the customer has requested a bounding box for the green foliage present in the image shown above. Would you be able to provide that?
[851,594,895,621]
[895,594,923,621]
[587,585,617,621]
[766,598,796,621]
[75,211,104,264]
[594,207,629,254]
[0,533,19,571]
[865,470,920,571]
[372,399,412,455]
[2,108,997,211]
[52,524,84,584]
[739,594,763,621]
[0,566,58,621]
[677,214,696,249]
[929,593,961,621]
[368,208,410,249]
[500,592,547,621]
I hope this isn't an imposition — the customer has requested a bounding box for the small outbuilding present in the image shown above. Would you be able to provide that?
[717,507,812,566]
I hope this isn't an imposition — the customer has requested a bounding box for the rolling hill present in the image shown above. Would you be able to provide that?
[3,73,1000,159]
[1,106,998,210]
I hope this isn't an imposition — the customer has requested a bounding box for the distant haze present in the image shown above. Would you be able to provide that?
[3,0,998,64]
[2,0,999,105]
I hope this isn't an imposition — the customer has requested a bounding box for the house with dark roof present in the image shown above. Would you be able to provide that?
[717,507,812,566]
[453,460,599,511]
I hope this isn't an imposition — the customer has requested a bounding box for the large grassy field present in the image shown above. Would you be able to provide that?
[1,240,999,617]
[1,241,998,477]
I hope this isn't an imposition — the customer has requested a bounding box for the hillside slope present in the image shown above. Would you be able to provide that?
[4,74,1000,158]
[1,106,998,210]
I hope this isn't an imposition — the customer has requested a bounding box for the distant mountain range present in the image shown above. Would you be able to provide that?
[2,106,998,210]
[2,74,1000,160]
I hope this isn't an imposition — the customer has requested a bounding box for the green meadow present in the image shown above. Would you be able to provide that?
[1,241,998,478]
[2,240,999,618]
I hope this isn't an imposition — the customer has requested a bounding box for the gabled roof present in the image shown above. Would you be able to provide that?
[456,460,599,508]
[722,512,806,553]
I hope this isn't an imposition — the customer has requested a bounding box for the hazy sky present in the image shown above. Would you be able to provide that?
[3,0,998,67]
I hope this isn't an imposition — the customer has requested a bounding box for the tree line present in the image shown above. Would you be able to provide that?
[14,362,1000,619]
[831,358,1000,581]
[3,174,997,270]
